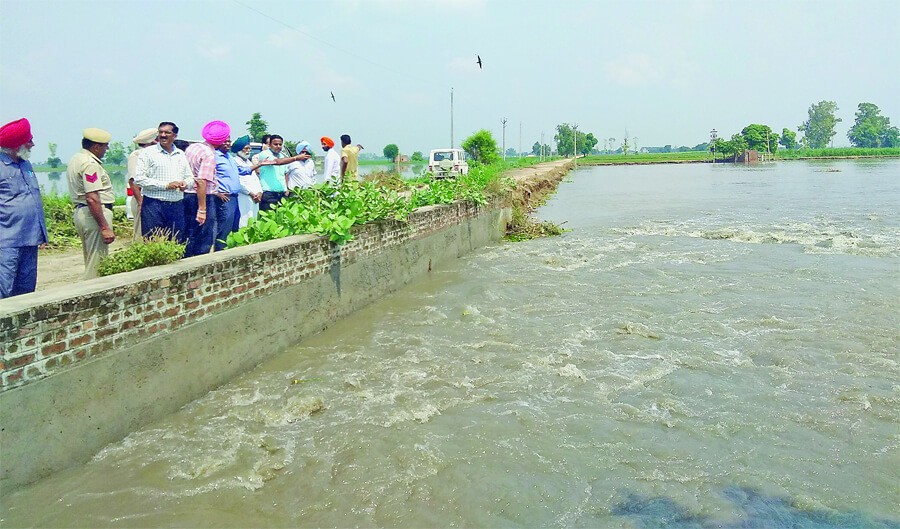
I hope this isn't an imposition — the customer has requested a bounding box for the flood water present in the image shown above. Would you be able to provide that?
[3,160,898,528]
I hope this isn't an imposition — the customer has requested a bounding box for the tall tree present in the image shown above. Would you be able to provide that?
[554,123,575,157]
[579,133,598,156]
[383,143,400,161]
[741,124,779,153]
[105,141,127,165]
[411,151,424,162]
[779,128,798,150]
[461,129,500,164]
[847,102,900,148]
[46,142,61,168]
[532,141,541,156]
[800,101,841,149]
[246,112,269,142]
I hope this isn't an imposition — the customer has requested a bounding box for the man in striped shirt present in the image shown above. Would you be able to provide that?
[182,120,227,257]
[134,122,194,243]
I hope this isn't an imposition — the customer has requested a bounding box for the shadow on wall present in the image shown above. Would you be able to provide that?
[596,487,898,528]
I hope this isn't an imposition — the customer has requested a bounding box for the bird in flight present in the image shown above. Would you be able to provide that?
[476,55,482,69]
[330,91,336,102]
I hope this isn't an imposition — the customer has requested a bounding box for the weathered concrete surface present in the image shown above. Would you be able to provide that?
[0,205,509,492]
[0,160,571,492]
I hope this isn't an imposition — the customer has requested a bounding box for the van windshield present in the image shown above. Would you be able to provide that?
[432,151,453,161]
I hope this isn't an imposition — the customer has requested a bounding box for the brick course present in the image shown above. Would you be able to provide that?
[0,200,489,391]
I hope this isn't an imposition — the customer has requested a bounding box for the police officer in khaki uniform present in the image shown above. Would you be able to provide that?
[67,128,115,278]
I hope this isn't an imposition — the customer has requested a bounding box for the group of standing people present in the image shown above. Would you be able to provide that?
[0,116,364,299]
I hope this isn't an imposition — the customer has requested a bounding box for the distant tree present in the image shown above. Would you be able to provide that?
[883,127,900,148]
[721,134,748,161]
[579,133,598,157]
[411,151,424,162]
[46,142,61,168]
[283,140,297,156]
[554,123,575,157]
[662,145,672,153]
[711,138,728,160]
[800,101,841,149]
[779,128,798,150]
[505,147,518,158]
[383,144,400,161]
[692,143,709,151]
[461,129,500,164]
[532,141,541,155]
[741,124,779,153]
[246,112,269,142]
[847,102,899,148]
[105,141,127,165]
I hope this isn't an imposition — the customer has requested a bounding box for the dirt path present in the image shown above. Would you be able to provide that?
[34,159,577,292]
[36,239,132,292]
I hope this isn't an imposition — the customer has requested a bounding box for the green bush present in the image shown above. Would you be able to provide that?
[226,156,548,249]
[41,193,78,250]
[97,235,185,276]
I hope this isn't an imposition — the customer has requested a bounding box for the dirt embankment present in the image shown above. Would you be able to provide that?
[503,158,575,211]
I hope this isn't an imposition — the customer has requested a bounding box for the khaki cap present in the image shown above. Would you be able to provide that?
[83,128,112,143]
[132,127,157,145]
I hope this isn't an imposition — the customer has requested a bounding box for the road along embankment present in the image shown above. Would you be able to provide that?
[0,160,573,491]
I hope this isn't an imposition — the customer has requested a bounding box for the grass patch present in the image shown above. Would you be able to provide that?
[505,205,566,242]
[97,235,185,276]
[41,194,133,251]
[775,147,900,159]
[581,151,710,164]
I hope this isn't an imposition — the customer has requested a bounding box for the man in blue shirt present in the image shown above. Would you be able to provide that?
[212,138,264,250]
[0,118,48,299]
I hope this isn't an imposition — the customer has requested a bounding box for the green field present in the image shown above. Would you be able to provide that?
[581,151,711,164]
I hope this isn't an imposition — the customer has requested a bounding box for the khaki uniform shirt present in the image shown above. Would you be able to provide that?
[67,148,114,205]
[341,145,361,179]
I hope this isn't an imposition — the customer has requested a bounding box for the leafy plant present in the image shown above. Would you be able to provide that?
[97,235,185,276]
[41,193,78,250]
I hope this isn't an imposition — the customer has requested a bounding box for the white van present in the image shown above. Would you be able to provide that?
[428,148,469,178]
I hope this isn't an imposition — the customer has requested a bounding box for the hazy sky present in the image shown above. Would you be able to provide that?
[2,0,899,161]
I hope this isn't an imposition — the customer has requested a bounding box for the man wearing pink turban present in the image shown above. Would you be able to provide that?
[0,118,48,298]
[183,120,230,257]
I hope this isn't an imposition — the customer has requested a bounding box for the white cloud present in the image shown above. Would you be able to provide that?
[197,44,231,61]
[604,54,662,87]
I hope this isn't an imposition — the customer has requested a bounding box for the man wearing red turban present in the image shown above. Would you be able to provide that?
[0,118,48,298]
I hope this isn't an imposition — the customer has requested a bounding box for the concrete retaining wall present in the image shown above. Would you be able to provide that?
[0,200,511,491]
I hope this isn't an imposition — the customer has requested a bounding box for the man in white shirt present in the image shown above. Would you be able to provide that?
[134,121,194,242]
[321,136,340,184]
[285,141,317,191]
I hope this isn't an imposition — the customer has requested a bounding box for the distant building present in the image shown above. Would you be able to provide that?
[737,150,759,163]
[395,155,409,163]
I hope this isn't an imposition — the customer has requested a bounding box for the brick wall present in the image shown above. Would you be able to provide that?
[0,200,487,392]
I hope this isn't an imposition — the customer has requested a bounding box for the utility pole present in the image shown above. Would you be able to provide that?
[519,121,522,159]
[540,132,545,161]
[450,87,454,148]
[501,118,508,160]
[572,123,578,168]
[710,129,717,163]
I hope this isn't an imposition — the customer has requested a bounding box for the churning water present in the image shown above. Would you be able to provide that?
[3,160,898,528]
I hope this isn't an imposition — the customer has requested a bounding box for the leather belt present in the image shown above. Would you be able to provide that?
[75,203,114,211]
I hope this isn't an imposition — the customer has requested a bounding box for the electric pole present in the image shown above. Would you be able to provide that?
[501,118,508,160]
[450,87,454,148]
